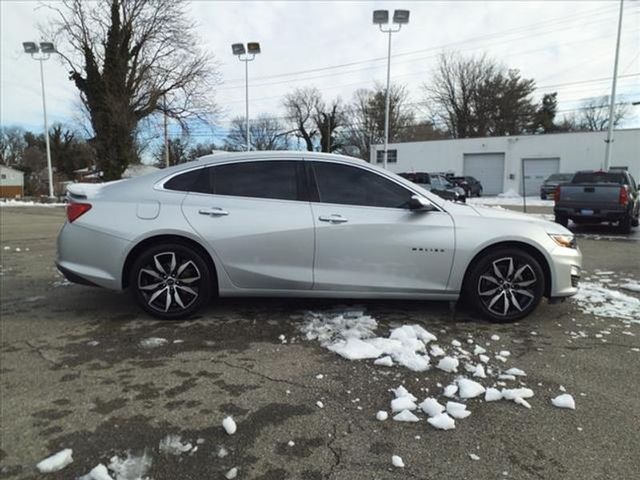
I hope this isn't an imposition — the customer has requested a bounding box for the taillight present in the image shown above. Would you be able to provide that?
[619,186,629,206]
[554,185,561,203]
[66,202,92,223]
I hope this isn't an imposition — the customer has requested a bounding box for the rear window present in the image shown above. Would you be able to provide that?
[571,172,626,185]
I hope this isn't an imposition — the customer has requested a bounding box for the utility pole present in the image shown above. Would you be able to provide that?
[163,97,169,168]
[604,0,624,171]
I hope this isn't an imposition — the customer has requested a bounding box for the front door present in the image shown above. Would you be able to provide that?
[309,161,455,293]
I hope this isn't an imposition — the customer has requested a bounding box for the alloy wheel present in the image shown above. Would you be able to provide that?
[137,251,202,314]
[477,256,537,318]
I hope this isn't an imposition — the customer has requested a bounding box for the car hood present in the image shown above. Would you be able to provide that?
[463,204,571,234]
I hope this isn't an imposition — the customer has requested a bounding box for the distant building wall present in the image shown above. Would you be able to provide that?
[371,129,640,195]
[0,165,24,198]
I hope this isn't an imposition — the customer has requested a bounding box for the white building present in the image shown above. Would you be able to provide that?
[371,129,640,195]
[0,165,24,198]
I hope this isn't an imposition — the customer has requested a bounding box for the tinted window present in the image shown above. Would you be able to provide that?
[571,172,626,185]
[312,162,412,208]
[164,168,209,193]
[375,149,398,163]
[212,161,299,201]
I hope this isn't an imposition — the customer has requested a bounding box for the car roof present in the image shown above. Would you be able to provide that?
[195,150,366,166]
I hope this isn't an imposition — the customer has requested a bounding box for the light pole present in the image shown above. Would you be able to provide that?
[232,42,261,151]
[23,41,56,198]
[373,9,409,169]
[604,0,624,171]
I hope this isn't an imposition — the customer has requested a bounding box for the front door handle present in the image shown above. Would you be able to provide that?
[318,214,348,224]
[198,207,229,216]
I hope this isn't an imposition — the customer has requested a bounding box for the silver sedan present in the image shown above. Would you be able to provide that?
[57,152,582,322]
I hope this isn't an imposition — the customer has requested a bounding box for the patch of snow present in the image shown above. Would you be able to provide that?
[316,401,324,409]
[485,388,502,402]
[222,416,237,435]
[391,386,417,402]
[551,394,576,410]
[393,409,420,422]
[472,364,487,378]
[36,449,73,473]
[457,378,486,399]
[490,334,500,341]
[139,337,168,348]
[108,452,152,480]
[328,337,382,360]
[392,455,405,468]
[288,440,295,447]
[391,396,417,412]
[78,464,114,480]
[446,401,471,419]
[620,281,640,293]
[217,446,228,458]
[427,413,456,430]
[505,367,526,377]
[479,354,490,363]
[468,193,553,207]
[419,397,445,417]
[376,411,389,421]
[374,355,394,367]
[443,384,458,398]
[0,199,65,207]
[469,453,480,461]
[430,344,445,357]
[159,434,193,455]
[474,345,486,355]
[573,281,640,323]
[437,356,459,373]
[225,467,238,479]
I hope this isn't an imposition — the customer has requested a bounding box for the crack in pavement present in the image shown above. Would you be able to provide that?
[219,360,310,389]
[324,423,340,480]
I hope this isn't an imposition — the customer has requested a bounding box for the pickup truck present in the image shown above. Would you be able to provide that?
[554,170,639,233]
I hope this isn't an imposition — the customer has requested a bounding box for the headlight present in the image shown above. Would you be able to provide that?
[549,233,577,249]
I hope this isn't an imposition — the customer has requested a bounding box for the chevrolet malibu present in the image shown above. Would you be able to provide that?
[57,152,581,322]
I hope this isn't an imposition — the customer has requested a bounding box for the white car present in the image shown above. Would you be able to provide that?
[57,152,581,322]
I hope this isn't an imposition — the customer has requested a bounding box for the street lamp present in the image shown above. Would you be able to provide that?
[231,42,261,151]
[373,9,409,169]
[23,41,56,198]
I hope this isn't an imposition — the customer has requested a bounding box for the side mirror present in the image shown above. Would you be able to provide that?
[407,195,436,212]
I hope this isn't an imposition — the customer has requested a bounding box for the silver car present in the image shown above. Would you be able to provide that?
[57,152,582,322]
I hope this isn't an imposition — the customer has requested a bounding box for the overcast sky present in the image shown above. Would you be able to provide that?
[1,0,639,144]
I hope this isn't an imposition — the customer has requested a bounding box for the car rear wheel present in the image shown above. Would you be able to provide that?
[618,214,632,234]
[465,248,545,322]
[130,243,212,319]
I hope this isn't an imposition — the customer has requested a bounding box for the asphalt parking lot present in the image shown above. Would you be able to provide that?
[1,206,639,480]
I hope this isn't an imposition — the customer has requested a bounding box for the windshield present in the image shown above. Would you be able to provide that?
[547,174,572,182]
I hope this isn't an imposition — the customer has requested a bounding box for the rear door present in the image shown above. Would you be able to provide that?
[179,160,315,290]
[309,161,455,293]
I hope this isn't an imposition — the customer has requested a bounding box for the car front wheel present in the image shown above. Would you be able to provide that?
[130,243,213,319]
[466,248,545,322]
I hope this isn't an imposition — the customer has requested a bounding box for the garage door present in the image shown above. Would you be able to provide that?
[522,158,560,196]
[463,153,505,195]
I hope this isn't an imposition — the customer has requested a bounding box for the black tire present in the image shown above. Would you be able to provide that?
[465,248,545,323]
[130,243,213,319]
[540,193,547,200]
[477,188,482,197]
[554,215,568,228]
[632,216,639,227]
[618,215,632,234]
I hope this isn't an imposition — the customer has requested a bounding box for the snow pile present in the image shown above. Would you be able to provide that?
[36,448,73,473]
[300,310,436,371]
[620,280,640,293]
[551,394,576,410]
[573,281,640,323]
[107,452,152,480]
[159,434,193,455]
[468,195,553,207]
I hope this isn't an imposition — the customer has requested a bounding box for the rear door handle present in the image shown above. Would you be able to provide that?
[198,207,229,216]
[318,214,348,224]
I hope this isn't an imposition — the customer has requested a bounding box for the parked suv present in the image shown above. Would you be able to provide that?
[540,173,573,199]
[398,172,466,202]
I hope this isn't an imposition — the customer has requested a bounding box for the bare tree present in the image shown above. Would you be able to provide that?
[0,126,27,166]
[424,52,537,138]
[314,98,347,153]
[45,0,220,179]
[576,96,629,131]
[224,115,291,151]
[282,87,322,151]
[341,84,415,160]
